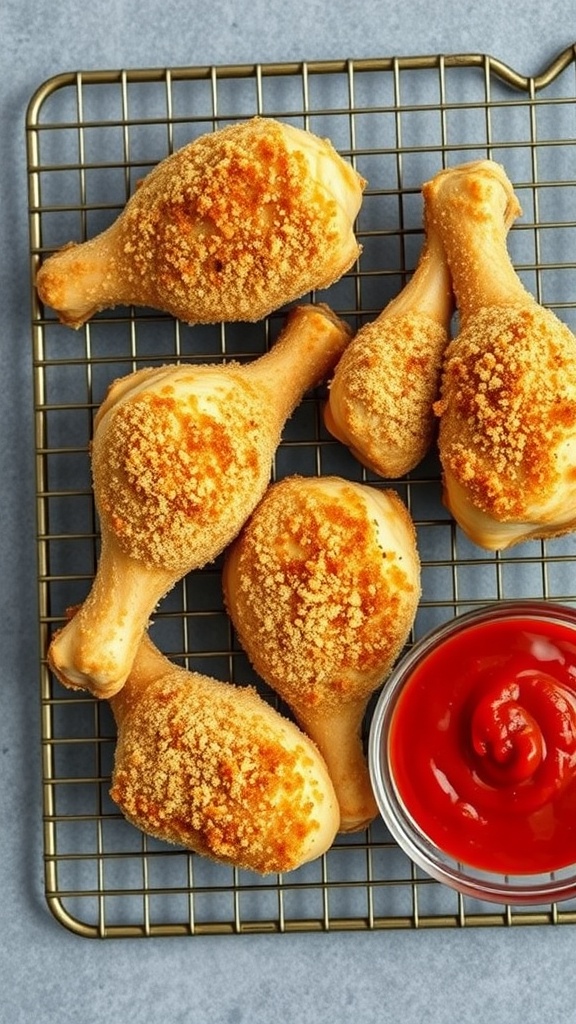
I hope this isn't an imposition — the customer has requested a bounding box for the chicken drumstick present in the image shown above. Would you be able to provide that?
[424,159,576,549]
[48,304,351,699]
[109,633,340,874]
[36,117,364,329]
[324,195,452,477]
[223,475,421,832]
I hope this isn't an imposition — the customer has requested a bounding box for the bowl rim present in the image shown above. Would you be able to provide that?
[368,598,576,905]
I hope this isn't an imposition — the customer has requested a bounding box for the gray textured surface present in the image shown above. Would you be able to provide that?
[3,3,576,1022]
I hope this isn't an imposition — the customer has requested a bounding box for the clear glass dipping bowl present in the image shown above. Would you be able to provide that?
[368,600,576,905]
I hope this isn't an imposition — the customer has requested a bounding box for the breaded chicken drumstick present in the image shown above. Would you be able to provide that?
[48,304,351,699]
[324,194,452,477]
[424,159,576,549]
[223,475,421,832]
[36,117,364,328]
[109,633,340,873]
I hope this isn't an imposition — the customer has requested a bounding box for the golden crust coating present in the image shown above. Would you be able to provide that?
[93,368,274,572]
[324,201,453,479]
[36,117,365,328]
[422,159,576,548]
[46,304,352,700]
[109,652,340,873]
[91,304,351,576]
[223,474,420,831]
[120,118,363,321]
[223,475,420,711]
[435,305,576,522]
[326,313,448,477]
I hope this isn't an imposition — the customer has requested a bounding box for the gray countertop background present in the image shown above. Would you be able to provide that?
[3,3,576,1021]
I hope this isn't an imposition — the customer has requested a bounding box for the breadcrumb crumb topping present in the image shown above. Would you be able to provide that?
[329,312,447,474]
[110,670,329,873]
[93,373,273,571]
[225,478,420,710]
[436,304,576,517]
[117,118,361,322]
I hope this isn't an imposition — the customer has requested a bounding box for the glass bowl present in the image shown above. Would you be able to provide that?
[368,600,576,905]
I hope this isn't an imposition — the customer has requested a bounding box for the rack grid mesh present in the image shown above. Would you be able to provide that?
[26,44,576,937]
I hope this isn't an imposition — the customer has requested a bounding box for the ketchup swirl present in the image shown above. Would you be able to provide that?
[471,680,545,786]
[389,615,576,874]
[469,672,576,806]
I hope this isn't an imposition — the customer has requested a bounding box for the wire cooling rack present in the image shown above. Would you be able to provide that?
[27,44,576,938]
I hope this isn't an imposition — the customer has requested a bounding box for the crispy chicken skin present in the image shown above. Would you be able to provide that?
[223,475,421,832]
[108,633,340,873]
[324,198,453,478]
[35,117,365,329]
[424,159,576,549]
[47,304,352,699]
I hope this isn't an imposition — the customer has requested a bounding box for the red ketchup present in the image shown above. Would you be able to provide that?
[389,613,576,874]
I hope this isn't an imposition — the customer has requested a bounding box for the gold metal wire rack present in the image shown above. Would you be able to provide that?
[27,44,576,938]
